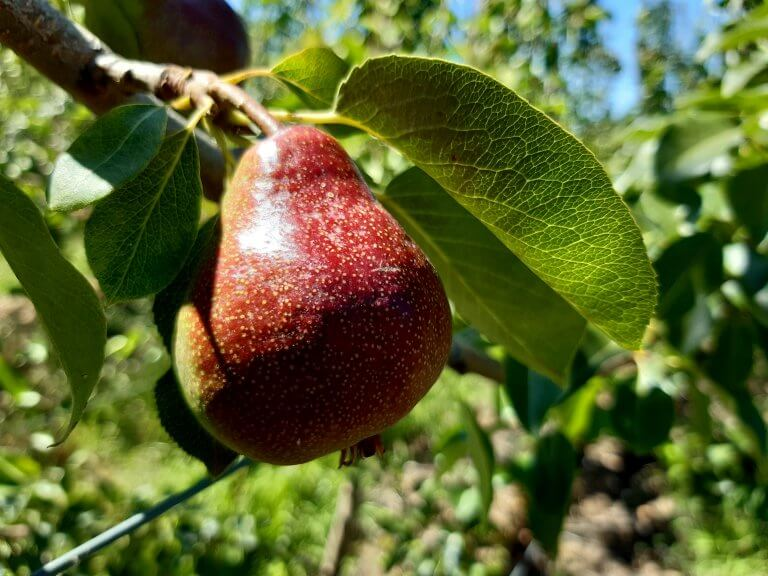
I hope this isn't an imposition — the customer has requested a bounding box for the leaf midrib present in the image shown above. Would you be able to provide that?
[110,133,189,300]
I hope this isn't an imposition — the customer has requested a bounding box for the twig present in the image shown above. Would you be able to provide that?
[0,0,249,199]
[31,458,253,576]
[320,478,358,576]
[94,54,281,136]
[449,339,505,383]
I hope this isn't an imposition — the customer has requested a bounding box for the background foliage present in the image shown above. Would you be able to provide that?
[1,1,767,575]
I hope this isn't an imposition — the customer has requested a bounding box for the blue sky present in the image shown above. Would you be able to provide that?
[599,0,716,116]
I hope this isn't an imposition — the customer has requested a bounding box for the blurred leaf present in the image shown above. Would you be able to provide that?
[153,216,220,351]
[727,164,768,243]
[0,176,106,441]
[526,431,576,555]
[699,12,768,59]
[336,56,657,349]
[85,130,202,303]
[707,315,755,393]
[271,47,350,108]
[0,356,30,396]
[383,168,585,382]
[706,315,766,452]
[48,105,167,211]
[155,370,237,476]
[611,383,675,453]
[732,389,768,455]
[503,356,562,434]
[655,233,722,333]
[655,115,742,183]
[82,0,142,59]
[461,403,494,521]
[722,50,768,98]
[555,377,603,444]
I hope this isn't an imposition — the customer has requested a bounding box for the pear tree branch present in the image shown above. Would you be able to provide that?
[0,0,279,199]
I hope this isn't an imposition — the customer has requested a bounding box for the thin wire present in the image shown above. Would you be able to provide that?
[32,458,253,576]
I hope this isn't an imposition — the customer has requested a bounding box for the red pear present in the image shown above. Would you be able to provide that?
[173,126,452,465]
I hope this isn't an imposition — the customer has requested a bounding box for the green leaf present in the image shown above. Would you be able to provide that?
[271,47,350,108]
[153,216,220,351]
[335,56,656,348]
[503,356,562,433]
[611,383,675,454]
[382,168,584,382]
[727,164,768,243]
[655,233,722,351]
[85,130,203,303]
[155,370,237,476]
[705,315,766,453]
[526,432,576,555]
[460,403,495,521]
[707,315,755,394]
[48,105,167,211]
[554,377,603,444]
[698,12,768,59]
[82,0,142,59]
[0,177,106,441]
[722,50,768,98]
[655,115,743,183]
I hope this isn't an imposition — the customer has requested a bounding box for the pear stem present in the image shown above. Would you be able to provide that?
[270,110,361,130]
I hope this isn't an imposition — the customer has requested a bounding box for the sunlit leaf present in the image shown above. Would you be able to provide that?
[383,168,584,382]
[85,130,202,303]
[271,47,350,108]
[0,177,106,441]
[336,56,656,348]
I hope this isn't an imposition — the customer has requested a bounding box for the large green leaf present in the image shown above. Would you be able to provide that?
[382,168,584,381]
[335,56,655,348]
[48,105,167,212]
[0,177,106,440]
[85,130,202,303]
[655,115,743,183]
[271,47,350,108]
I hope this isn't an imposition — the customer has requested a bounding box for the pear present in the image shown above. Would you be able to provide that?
[173,126,452,465]
[84,0,250,73]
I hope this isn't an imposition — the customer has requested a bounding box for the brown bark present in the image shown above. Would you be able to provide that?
[0,0,227,199]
